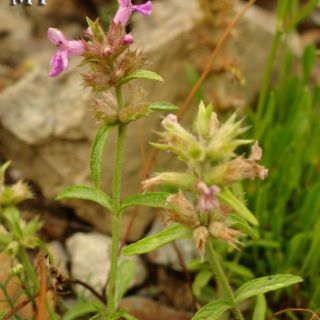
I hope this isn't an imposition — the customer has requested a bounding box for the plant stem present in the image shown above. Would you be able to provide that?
[207,241,244,320]
[106,86,127,317]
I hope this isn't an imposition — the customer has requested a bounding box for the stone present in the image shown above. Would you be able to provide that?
[0,1,32,66]
[66,232,147,298]
[120,296,192,320]
[147,219,199,271]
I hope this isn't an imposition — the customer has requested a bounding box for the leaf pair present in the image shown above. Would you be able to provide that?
[192,274,303,320]
[57,187,170,217]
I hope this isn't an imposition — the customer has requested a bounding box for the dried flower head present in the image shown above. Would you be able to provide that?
[209,221,242,249]
[166,191,200,228]
[193,226,209,258]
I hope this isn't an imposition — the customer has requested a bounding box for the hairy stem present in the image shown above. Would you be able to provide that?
[207,241,244,320]
[106,86,127,317]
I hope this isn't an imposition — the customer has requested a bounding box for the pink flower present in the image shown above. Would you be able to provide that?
[114,0,152,25]
[197,182,220,213]
[48,28,84,77]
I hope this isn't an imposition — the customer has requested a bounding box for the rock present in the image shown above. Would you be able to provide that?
[66,232,147,298]
[147,219,198,271]
[0,61,90,144]
[0,2,32,66]
[120,296,192,320]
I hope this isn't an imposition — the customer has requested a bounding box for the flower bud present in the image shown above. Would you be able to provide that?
[193,226,209,258]
[123,34,134,45]
[0,181,32,207]
[166,191,200,228]
[209,221,242,249]
[9,264,24,276]
[142,172,196,190]
[10,181,33,204]
[193,102,217,139]
[223,143,268,183]
[207,113,252,160]
[5,241,19,257]
[91,94,118,124]
[158,114,204,162]
[119,104,150,123]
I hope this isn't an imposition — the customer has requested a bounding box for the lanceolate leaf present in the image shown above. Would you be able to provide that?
[227,215,260,240]
[122,314,139,320]
[149,102,179,112]
[115,259,136,307]
[117,69,164,85]
[90,123,114,188]
[252,294,267,320]
[123,224,192,256]
[218,188,259,226]
[235,274,303,304]
[56,186,112,212]
[118,192,170,214]
[192,300,232,320]
[62,301,103,320]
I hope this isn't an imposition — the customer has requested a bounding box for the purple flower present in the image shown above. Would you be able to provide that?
[48,28,84,77]
[197,182,220,213]
[114,0,152,25]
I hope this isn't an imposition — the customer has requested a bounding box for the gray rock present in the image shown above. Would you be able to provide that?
[147,219,198,272]
[66,232,147,298]
[0,63,90,145]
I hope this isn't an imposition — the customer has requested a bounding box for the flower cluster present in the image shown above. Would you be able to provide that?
[143,102,268,256]
[0,162,41,258]
[48,0,152,78]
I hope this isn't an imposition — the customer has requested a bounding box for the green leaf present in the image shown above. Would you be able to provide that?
[301,218,320,274]
[252,294,267,320]
[119,192,170,214]
[223,262,255,280]
[122,313,139,320]
[192,269,213,298]
[56,186,112,212]
[118,69,164,85]
[123,224,192,256]
[235,274,303,304]
[303,44,317,82]
[149,102,179,112]
[227,215,260,240]
[115,259,136,307]
[90,124,114,188]
[192,300,232,320]
[218,189,259,226]
[63,301,103,320]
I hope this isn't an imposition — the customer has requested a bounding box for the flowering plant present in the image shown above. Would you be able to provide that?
[48,0,303,318]
[0,0,306,319]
